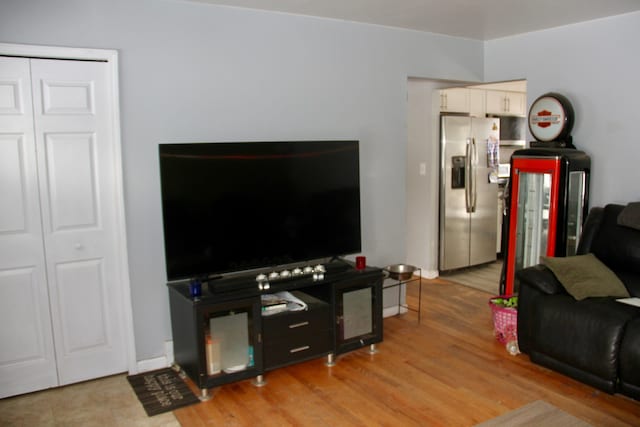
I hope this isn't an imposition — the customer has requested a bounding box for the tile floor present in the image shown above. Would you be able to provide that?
[0,374,180,427]
[439,259,503,295]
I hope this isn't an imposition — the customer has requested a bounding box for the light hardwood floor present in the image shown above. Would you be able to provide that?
[174,278,639,426]
[2,278,638,426]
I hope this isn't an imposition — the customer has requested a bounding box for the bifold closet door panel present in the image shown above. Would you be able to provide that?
[0,57,58,398]
[30,58,128,385]
[0,56,128,398]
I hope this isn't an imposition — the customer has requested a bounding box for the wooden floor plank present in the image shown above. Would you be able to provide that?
[174,278,640,426]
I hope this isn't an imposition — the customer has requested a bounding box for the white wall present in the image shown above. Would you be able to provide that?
[6,0,638,366]
[0,0,484,361]
[485,11,640,207]
[406,79,451,278]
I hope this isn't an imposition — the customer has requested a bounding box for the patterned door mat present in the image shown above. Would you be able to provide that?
[127,368,200,416]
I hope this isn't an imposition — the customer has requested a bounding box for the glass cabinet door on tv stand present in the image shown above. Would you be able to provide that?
[168,288,263,400]
[333,272,383,357]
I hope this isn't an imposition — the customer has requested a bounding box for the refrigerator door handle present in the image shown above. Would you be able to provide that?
[471,137,477,212]
[465,138,472,213]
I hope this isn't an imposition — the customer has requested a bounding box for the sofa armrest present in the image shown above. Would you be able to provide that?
[516,265,566,295]
[517,265,568,355]
[577,206,605,255]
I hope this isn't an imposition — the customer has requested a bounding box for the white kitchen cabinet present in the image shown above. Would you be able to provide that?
[439,88,469,113]
[486,90,526,116]
[469,89,486,117]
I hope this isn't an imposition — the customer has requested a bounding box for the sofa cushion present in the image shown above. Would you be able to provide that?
[541,253,630,300]
[617,202,640,231]
[516,265,566,295]
[619,317,640,400]
[531,297,637,384]
[616,270,640,297]
[589,204,640,278]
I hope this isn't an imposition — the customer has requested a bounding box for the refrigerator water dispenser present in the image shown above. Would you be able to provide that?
[451,156,465,189]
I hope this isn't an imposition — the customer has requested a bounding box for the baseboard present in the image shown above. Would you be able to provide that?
[422,269,438,279]
[134,341,175,374]
[383,305,409,318]
[164,340,174,365]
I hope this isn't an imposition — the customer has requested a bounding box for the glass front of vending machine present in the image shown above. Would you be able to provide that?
[502,148,590,295]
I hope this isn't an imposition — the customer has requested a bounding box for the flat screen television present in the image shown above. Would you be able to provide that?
[159,140,362,281]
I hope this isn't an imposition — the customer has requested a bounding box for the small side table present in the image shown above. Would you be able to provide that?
[383,266,422,322]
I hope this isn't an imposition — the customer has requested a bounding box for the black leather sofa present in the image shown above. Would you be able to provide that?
[516,203,640,399]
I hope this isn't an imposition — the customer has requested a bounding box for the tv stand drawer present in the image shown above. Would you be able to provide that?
[262,291,332,369]
[263,328,332,370]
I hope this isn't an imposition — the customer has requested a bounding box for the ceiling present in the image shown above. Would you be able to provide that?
[190,0,640,40]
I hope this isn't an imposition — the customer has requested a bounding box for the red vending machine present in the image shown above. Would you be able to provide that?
[501,93,590,295]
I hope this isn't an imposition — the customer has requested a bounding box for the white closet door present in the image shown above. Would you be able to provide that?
[30,58,128,385]
[0,56,128,397]
[0,57,59,398]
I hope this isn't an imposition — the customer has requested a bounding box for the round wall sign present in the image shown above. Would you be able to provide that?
[528,92,575,142]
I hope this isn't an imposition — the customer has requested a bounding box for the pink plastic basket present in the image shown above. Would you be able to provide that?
[489,297,518,344]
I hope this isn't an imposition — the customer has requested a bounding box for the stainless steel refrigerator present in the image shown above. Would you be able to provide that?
[439,115,499,271]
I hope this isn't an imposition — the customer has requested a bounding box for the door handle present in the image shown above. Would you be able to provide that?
[470,138,477,212]
[465,138,472,213]
[288,321,309,329]
[290,345,310,354]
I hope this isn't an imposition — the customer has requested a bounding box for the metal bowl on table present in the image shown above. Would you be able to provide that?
[384,264,418,281]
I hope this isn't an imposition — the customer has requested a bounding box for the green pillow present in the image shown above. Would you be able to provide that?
[541,253,630,301]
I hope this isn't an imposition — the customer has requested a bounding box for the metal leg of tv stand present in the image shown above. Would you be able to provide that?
[368,343,378,354]
[325,353,336,367]
[252,374,267,387]
[199,388,212,401]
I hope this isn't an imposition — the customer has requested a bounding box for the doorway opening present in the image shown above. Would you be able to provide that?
[406,78,527,296]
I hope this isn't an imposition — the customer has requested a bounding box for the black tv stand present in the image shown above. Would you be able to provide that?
[167,265,383,399]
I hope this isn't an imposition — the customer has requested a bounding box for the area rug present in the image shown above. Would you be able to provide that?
[127,368,200,416]
[474,400,592,427]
